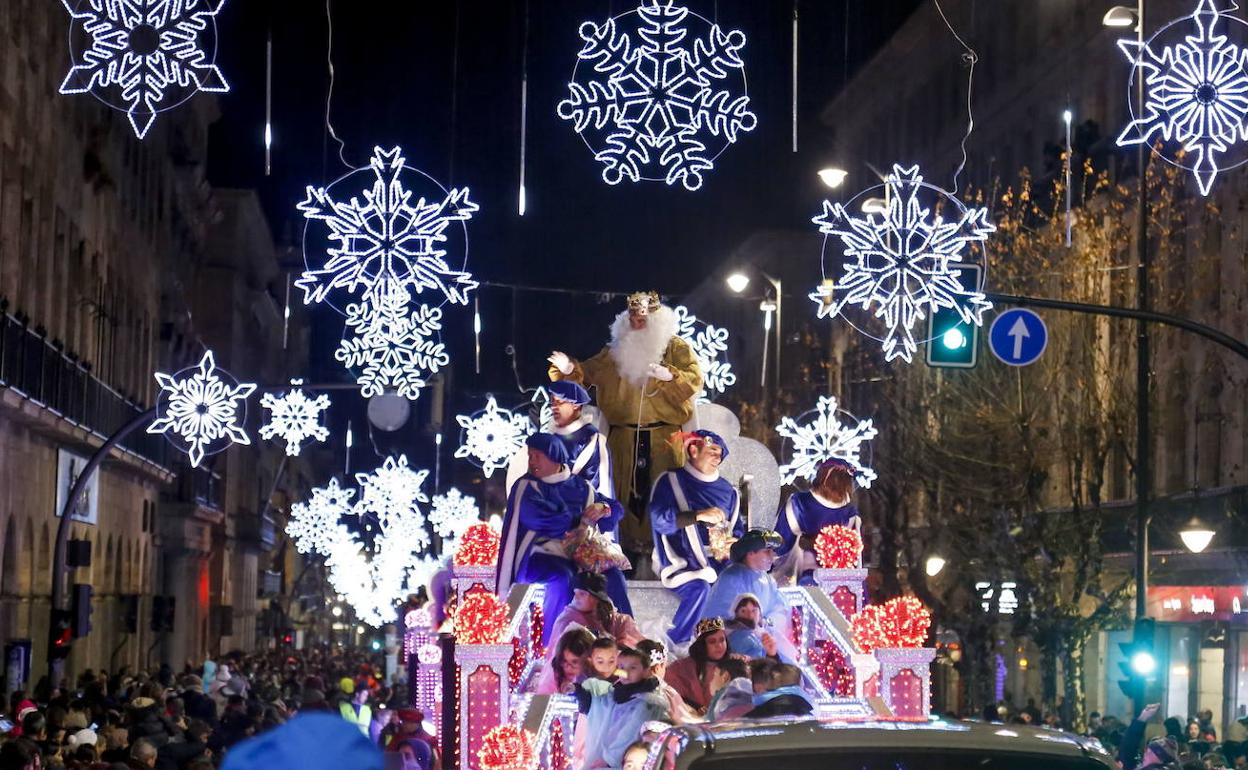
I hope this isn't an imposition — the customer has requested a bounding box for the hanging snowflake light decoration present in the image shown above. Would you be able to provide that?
[674,305,736,401]
[455,395,534,478]
[556,0,758,191]
[430,488,481,541]
[147,350,256,468]
[353,455,431,552]
[1116,0,1248,196]
[808,164,994,363]
[59,0,229,139]
[298,146,478,399]
[259,380,331,456]
[286,478,355,556]
[776,395,878,488]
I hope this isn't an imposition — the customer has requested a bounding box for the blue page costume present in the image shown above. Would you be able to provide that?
[774,491,861,585]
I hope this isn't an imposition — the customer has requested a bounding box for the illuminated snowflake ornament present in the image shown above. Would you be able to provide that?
[1116,0,1248,195]
[59,0,229,139]
[809,164,994,363]
[148,350,256,467]
[287,478,355,556]
[298,146,478,398]
[353,455,431,552]
[430,488,481,541]
[674,305,736,401]
[557,0,758,191]
[776,395,878,488]
[259,380,331,456]
[455,395,535,478]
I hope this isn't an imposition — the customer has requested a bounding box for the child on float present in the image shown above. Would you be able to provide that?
[634,640,698,725]
[536,626,595,695]
[774,458,863,586]
[663,618,748,715]
[723,594,793,663]
[577,645,672,770]
[587,637,621,683]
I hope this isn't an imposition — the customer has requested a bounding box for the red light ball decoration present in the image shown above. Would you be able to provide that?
[478,724,537,770]
[851,596,931,653]
[814,525,863,569]
[455,590,510,644]
[454,523,501,567]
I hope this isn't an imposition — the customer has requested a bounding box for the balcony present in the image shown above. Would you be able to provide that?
[237,508,278,552]
[0,306,169,468]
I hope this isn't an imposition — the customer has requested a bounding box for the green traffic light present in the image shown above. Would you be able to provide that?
[942,326,967,350]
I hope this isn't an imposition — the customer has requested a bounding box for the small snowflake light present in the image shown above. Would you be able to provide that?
[336,289,450,399]
[430,488,481,541]
[148,350,256,467]
[851,597,931,654]
[1117,0,1248,195]
[454,590,510,645]
[675,305,736,401]
[453,523,501,568]
[353,455,431,552]
[260,380,331,456]
[557,0,758,191]
[478,725,537,770]
[814,525,863,570]
[455,395,534,478]
[287,478,356,556]
[776,395,878,488]
[59,0,229,139]
[809,164,994,363]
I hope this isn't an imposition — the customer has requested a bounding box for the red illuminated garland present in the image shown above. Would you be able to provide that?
[455,590,510,644]
[810,640,856,696]
[850,596,931,653]
[790,606,803,650]
[508,635,525,688]
[529,602,545,658]
[549,718,569,770]
[478,724,537,770]
[814,525,863,569]
[454,523,501,567]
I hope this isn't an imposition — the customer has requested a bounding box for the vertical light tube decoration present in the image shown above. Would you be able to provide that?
[1064,109,1073,247]
[791,0,799,152]
[473,295,482,374]
[265,33,273,176]
[518,0,530,216]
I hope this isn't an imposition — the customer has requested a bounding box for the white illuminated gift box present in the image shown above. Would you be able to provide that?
[814,567,870,618]
[875,647,937,720]
[452,563,498,604]
[455,642,514,770]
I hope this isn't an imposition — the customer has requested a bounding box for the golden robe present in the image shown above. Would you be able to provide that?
[550,336,702,551]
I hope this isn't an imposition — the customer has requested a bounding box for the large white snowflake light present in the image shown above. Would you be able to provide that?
[353,455,431,552]
[148,350,256,468]
[287,478,355,556]
[259,380,331,456]
[776,395,878,488]
[1117,0,1248,195]
[335,289,450,399]
[429,488,480,541]
[808,164,994,363]
[455,395,534,478]
[59,0,229,139]
[675,305,736,401]
[557,0,758,191]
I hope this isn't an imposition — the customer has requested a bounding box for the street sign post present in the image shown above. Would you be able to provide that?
[989,309,1047,366]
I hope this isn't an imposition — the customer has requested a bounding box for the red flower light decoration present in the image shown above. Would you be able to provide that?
[478,724,537,770]
[454,523,500,567]
[851,596,931,653]
[814,525,863,569]
[454,590,510,644]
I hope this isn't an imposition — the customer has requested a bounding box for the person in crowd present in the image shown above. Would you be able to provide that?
[634,640,697,725]
[587,637,621,683]
[1119,704,1178,770]
[649,430,743,645]
[704,658,754,722]
[701,530,794,659]
[577,645,672,770]
[743,662,814,719]
[537,627,596,695]
[547,572,643,652]
[774,459,862,585]
[128,738,159,770]
[621,741,651,770]
[663,618,748,714]
[0,738,40,770]
[337,679,371,737]
[723,594,787,662]
[547,381,614,498]
[154,719,211,770]
[497,433,630,642]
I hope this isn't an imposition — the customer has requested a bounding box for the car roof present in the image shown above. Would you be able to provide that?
[665,718,1114,767]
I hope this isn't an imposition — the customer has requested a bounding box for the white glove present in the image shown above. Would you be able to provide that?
[648,363,674,382]
[548,351,574,375]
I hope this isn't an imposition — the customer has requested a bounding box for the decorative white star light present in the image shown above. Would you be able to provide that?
[776,395,878,488]
[808,164,994,363]
[259,380,331,456]
[147,350,256,468]
[455,395,534,478]
[287,478,355,556]
[556,0,758,191]
[59,0,229,139]
[1117,0,1248,195]
[298,146,478,399]
[674,305,736,401]
[429,488,481,541]
[353,455,431,552]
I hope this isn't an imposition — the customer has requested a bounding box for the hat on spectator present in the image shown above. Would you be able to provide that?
[130,697,156,710]
[729,529,783,563]
[68,728,98,747]
[339,677,355,695]
[574,572,612,605]
[221,713,381,770]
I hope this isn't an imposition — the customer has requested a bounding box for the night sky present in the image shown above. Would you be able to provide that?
[203,0,922,480]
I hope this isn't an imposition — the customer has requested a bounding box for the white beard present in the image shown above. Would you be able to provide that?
[608,305,678,387]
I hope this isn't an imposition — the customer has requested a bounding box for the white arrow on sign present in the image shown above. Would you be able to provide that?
[1008,316,1030,360]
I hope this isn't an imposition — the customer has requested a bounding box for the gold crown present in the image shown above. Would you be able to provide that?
[695,617,725,639]
[626,291,661,314]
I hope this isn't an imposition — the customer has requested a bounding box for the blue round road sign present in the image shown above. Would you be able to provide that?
[988,309,1047,366]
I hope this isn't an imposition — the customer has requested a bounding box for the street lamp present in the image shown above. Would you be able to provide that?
[726,272,751,294]
[1179,517,1215,553]
[726,268,782,389]
[925,555,947,577]
[1103,6,1139,28]
[331,605,343,617]
[861,197,888,215]
[818,167,848,189]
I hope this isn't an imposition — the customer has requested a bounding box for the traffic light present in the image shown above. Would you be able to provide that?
[1118,617,1158,706]
[925,265,982,369]
[71,584,93,638]
[49,609,73,659]
[280,628,294,647]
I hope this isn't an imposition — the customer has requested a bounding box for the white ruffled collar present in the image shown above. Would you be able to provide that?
[812,491,850,509]
[553,416,590,436]
[540,468,572,484]
[683,464,721,483]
